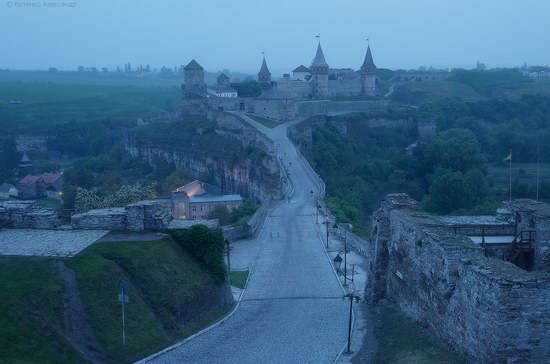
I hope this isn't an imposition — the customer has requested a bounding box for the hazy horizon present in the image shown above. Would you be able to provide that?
[1,0,549,75]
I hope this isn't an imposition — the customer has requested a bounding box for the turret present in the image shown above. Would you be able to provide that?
[310,42,329,98]
[183,59,206,97]
[360,45,377,96]
[258,57,271,83]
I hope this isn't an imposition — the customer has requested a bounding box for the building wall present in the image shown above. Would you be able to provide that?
[188,200,242,219]
[253,98,296,121]
[361,74,376,96]
[366,194,550,363]
[275,79,312,98]
[311,74,329,98]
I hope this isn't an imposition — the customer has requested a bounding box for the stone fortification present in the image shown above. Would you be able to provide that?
[0,200,60,229]
[365,194,550,363]
[71,199,171,231]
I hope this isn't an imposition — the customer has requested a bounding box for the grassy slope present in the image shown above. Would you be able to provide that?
[246,113,281,128]
[0,239,232,364]
[0,257,84,363]
[66,238,232,363]
[373,306,464,364]
[392,81,482,104]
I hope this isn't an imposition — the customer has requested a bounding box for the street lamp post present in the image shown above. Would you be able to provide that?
[325,217,329,249]
[344,283,360,353]
[334,223,348,284]
[333,253,342,273]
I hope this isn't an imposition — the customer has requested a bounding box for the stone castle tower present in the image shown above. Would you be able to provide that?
[360,45,377,96]
[258,56,271,83]
[183,59,206,97]
[310,42,329,98]
[181,59,207,115]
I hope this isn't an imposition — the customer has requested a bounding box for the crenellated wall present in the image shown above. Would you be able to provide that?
[366,194,550,363]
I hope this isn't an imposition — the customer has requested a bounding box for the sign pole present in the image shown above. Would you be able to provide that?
[122,296,126,346]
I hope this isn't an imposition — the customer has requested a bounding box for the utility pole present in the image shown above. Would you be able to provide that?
[325,217,329,249]
[225,239,231,273]
[344,227,348,284]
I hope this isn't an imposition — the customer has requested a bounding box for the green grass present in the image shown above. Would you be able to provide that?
[0,82,179,132]
[0,239,233,364]
[36,197,62,211]
[229,270,249,289]
[66,238,231,363]
[373,306,464,364]
[245,113,280,128]
[488,162,550,189]
[0,257,84,363]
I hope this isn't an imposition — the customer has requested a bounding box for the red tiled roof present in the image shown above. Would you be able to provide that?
[19,175,41,185]
[41,172,62,184]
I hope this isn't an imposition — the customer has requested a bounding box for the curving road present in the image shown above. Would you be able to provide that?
[143,118,348,364]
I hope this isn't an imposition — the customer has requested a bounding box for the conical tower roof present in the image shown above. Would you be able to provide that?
[184,59,203,70]
[311,42,329,69]
[360,45,377,74]
[258,57,271,76]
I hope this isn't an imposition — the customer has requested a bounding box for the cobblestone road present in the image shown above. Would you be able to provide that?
[0,229,108,256]
[144,122,348,363]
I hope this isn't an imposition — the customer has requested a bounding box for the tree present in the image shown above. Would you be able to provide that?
[425,128,487,174]
[207,205,231,226]
[170,225,226,282]
[427,168,474,214]
[0,139,20,180]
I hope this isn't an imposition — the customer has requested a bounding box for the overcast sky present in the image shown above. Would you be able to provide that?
[1,0,548,74]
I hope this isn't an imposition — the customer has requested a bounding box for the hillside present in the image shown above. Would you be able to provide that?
[0,238,233,363]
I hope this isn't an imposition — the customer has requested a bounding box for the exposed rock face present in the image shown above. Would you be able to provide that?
[0,200,60,229]
[365,194,550,363]
[126,113,281,203]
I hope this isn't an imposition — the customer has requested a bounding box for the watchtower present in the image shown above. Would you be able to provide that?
[360,45,377,96]
[310,42,329,98]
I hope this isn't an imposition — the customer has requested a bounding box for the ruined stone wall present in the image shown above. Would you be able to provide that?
[0,200,60,229]
[366,194,550,363]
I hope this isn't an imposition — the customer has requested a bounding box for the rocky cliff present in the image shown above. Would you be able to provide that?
[126,115,281,202]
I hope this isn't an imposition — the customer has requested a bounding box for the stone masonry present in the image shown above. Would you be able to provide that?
[366,194,550,363]
[0,200,61,229]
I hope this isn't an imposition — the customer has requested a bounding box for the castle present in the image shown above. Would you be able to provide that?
[180,42,381,121]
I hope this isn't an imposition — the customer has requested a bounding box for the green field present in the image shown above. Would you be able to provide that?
[391,81,483,104]
[488,162,550,189]
[0,81,179,132]
[0,238,233,363]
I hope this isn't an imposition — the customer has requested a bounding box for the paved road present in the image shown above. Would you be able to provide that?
[145,121,348,363]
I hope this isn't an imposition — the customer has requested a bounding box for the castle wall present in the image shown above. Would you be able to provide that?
[275,79,312,98]
[254,98,296,121]
[328,77,362,96]
[365,194,550,363]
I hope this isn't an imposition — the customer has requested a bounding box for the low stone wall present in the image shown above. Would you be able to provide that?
[0,200,60,229]
[71,200,171,231]
[71,208,127,230]
[365,194,550,363]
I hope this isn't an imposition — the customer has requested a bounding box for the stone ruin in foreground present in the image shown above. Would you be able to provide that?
[367,194,550,363]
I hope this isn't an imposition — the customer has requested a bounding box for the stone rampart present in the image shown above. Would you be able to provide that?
[365,194,550,363]
[71,199,171,231]
[0,200,60,229]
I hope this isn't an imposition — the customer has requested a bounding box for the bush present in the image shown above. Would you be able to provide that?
[169,225,226,283]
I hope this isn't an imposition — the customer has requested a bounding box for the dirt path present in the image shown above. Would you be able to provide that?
[53,261,108,364]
